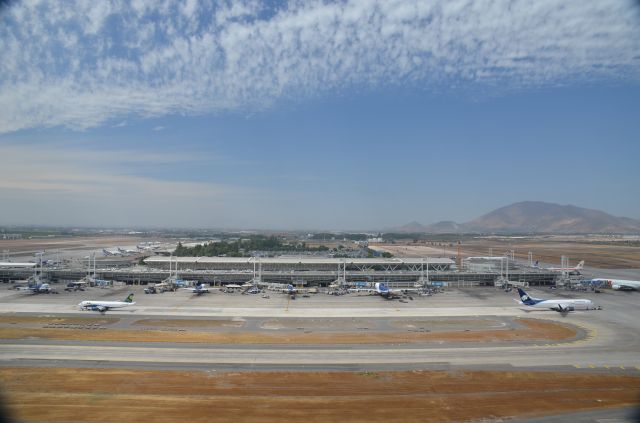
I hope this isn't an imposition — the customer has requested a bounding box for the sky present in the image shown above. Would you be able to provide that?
[1,0,640,230]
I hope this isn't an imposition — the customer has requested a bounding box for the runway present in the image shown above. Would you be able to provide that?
[1,286,639,423]
[0,311,637,370]
[0,286,638,371]
[1,339,639,368]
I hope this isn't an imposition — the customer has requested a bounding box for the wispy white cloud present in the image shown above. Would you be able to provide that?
[0,142,228,195]
[0,142,261,227]
[1,0,639,133]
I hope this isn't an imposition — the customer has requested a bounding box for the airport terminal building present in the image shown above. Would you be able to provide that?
[0,255,559,287]
[144,256,455,272]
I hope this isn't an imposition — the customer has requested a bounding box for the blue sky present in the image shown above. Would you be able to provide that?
[1,1,639,229]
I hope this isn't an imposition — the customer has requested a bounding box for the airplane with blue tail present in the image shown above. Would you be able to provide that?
[183,283,211,295]
[374,282,403,299]
[79,293,135,313]
[515,288,597,313]
[280,284,297,295]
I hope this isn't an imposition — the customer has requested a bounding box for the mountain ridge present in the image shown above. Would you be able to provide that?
[393,201,640,234]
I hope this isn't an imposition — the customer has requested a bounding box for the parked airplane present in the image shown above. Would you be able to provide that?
[79,293,135,313]
[17,282,54,294]
[65,281,87,291]
[137,241,161,250]
[373,282,402,299]
[117,247,137,255]
[183,283,211,295]
[544,260,585,274]
[516,288,596,313]
[102,248,121,256]
[590,278,640,291]
[350,282,417,299]
[281,284,297,295]
[0,262,36,268]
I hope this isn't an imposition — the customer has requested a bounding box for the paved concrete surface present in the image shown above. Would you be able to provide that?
[1,285,639,422]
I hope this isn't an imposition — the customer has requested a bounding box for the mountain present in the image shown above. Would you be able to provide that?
[394,202,640,234]
[422,220,465,234]
[465,201,640,233]
[393,221,429,233]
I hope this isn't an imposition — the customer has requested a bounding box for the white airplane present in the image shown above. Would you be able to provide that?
[17,282,54,294]
[280,284,297,295]
[79,293,135,313]
[373,282,403,299]
[349,282,422,299]
[543,260,585,274]
[0,262,36,268]
[102,248,121,257]
[117,247,137,255]
[516,288,596,313]
[137,242,161,251]
[590,278,640,291]
[183,283,211,295]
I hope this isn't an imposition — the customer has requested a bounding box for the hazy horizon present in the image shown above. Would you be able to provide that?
[1,1,639,229]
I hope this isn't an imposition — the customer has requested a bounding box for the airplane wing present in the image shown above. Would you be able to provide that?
[348,288,375,293]
[83,304,109,312]
[183,288,206,293]
[551,304,574,313]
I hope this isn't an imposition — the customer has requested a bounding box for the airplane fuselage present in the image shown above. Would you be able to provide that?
[523,298,594,311]
[592,278,640,291]
[79,299,135,312]
[517,288,595,312]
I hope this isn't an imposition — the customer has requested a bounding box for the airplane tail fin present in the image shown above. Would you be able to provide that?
[576,260,585,269]
[516,288,538,305]
[124,293,134,303]
[376,282,389,293]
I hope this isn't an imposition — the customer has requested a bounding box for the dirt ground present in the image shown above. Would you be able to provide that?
[0,316,119,326]
[376,239,640,269]
[0,236,152,254]
[132,319,245,328]
[0,318,576,344]
[1,367,638,423]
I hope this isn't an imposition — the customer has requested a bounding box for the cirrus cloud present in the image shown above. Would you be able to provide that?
[1,0,639,134]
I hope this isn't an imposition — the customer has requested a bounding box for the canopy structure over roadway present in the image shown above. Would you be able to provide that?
[144,256,454,272]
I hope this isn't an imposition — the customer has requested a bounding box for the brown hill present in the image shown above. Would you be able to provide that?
[393,202,640,234]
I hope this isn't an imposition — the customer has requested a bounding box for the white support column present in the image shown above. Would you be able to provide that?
[426,257,429,285]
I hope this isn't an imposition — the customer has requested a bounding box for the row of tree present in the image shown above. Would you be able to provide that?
[173,236,330,257]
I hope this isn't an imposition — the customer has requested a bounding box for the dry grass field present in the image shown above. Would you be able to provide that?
[2,367,638,423]
[0,318,576,344]
[376,239,640,269]
[0,236,150,255]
